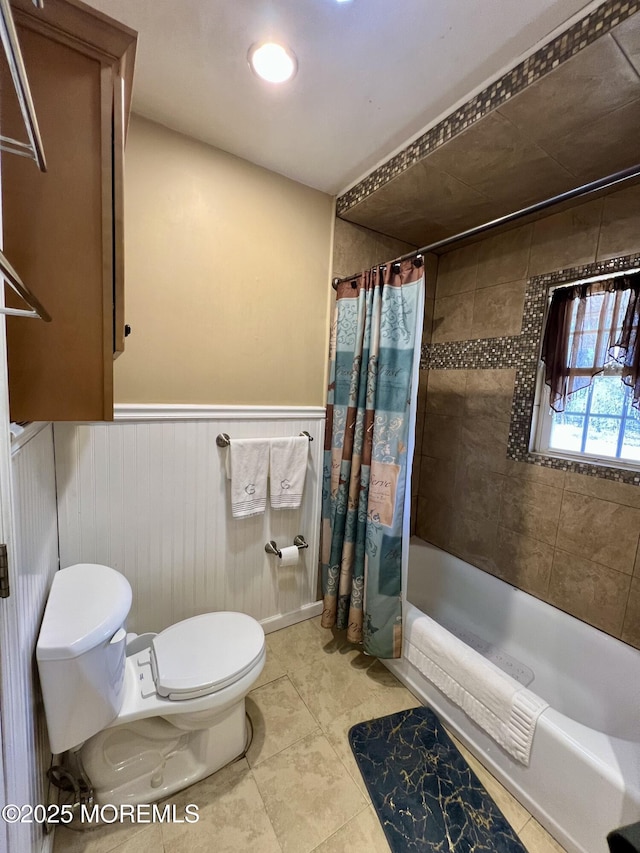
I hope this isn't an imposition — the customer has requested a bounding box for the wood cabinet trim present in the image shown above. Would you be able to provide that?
[10,0,136,59]
[113,69,125,358]
[100,62,114,414]
[11,0,136,126]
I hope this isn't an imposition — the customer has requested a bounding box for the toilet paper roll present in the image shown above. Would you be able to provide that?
[279,545,300,566]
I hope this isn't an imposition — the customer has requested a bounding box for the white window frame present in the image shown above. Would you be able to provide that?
[532,365,640,473]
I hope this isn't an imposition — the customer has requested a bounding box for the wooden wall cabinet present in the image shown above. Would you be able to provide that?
[1,0,136,421]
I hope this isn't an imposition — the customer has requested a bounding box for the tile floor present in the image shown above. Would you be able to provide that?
[53,617,567,853]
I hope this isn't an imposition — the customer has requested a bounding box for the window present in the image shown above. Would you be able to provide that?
[536,371,640,465]
[533,270,640,469]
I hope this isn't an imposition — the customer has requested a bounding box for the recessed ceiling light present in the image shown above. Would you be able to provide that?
[248,42,297,84]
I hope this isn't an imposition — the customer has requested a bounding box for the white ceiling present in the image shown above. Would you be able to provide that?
[85,0,596,195]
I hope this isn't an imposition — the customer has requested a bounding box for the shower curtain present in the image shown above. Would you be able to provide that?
[321,259,424,659]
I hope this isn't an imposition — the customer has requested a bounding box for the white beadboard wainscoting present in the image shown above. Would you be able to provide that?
[9,423,59,853]
[54,405,326,635]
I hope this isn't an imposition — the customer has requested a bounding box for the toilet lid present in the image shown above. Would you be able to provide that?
[151,612,265,701]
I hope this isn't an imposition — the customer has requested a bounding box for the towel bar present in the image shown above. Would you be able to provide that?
[216,431,313,448]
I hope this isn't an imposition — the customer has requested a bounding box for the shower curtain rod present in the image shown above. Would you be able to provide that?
[332,162,640,289]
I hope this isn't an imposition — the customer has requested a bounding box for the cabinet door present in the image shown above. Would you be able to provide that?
[1,0,135,422]
[2,24,112,421]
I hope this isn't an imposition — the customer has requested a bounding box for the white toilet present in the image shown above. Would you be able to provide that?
[36,563,265,805]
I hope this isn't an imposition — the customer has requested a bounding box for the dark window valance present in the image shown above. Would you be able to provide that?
[541,272,640,412]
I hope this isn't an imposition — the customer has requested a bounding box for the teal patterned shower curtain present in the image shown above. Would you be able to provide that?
[321,260,424,659]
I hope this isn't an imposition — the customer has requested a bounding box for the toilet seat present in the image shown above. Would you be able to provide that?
[150,612,265,701]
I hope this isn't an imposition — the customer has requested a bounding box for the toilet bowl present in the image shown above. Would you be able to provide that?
[36,563,265,805]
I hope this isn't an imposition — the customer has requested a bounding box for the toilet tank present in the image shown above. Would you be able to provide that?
[36,564,132,754]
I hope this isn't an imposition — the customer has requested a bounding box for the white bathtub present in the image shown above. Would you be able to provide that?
[386,537,640,853]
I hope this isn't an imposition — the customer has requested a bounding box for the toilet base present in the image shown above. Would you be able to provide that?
[80,699,248,806]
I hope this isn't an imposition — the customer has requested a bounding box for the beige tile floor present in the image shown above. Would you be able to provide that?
[53,617,567,853]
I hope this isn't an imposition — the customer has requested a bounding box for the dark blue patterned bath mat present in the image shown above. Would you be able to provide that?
[348,706,527,853]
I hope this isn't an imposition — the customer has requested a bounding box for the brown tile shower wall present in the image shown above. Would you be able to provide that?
[332,219,416,278]
[413,182,640,650]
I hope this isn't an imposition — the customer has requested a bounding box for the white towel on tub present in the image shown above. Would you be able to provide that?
[405,612,549,766]
[269,436,308,509]
[225,439,270,518]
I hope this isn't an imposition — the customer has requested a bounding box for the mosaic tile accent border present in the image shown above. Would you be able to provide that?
[421,252,640,486]
[423,336,521,370]
[337,0,640,215]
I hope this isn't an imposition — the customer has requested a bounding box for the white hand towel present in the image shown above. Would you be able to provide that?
[269,436,308,510]
[405,611,549,766]
[226,439,270,519]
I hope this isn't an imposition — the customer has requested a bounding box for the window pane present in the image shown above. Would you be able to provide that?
[626,388,640,418]
[549,413,584,452]
[621,418,640,462]
[590,375,626,415]
[569,330,598,367]
[564,384,588,413]
[584,417,621,457]
[576,290,629,332]
[577,294,604,332]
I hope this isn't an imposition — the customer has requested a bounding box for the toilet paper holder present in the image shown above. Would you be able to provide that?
[265,535,308,558]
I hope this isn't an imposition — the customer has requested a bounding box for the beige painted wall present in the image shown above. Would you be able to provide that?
[114,115,335,406]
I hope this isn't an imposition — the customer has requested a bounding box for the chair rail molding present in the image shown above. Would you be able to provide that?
[113,404,326,421]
